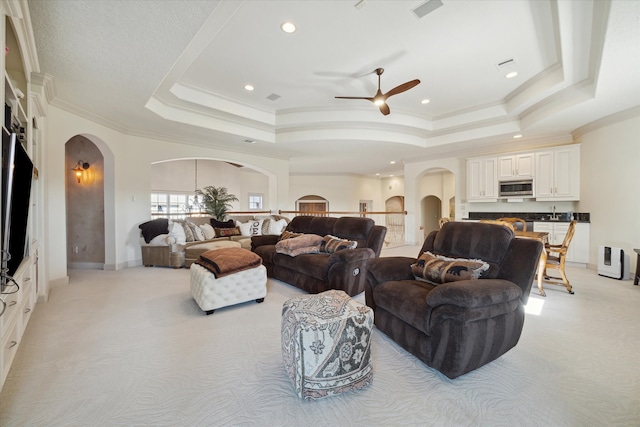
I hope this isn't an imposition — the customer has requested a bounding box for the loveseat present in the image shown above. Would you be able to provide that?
[251,216,387,296]
[365,221,542,379]
[139,214,289,268]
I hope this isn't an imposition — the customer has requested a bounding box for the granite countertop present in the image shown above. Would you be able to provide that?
[467,212,590,223]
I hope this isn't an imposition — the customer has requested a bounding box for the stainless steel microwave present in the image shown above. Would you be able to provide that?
[499,179,533,197]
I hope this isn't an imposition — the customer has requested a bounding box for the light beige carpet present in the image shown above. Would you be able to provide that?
[1,245,639,426]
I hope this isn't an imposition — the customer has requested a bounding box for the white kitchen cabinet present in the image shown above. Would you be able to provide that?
[497,153,534,181]
[535,145,580,201]
[467,156,498,202]
[533,221,589,264]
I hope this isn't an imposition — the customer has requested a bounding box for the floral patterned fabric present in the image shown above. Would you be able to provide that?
[281,290,373,400]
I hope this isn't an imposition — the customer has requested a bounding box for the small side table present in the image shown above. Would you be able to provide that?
[634,249,639,286]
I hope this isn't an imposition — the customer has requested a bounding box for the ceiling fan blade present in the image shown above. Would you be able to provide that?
[378,103,390,115]
[384,79,421,98]
[335,96,374,101]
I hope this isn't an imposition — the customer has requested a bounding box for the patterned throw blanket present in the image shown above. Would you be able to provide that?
[195,247,262,278]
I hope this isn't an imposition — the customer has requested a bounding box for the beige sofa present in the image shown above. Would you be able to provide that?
[140,214,289,268]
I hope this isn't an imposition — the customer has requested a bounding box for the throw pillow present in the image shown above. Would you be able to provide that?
[268,218,287,235]
[187,221,205,241]
[411,251,489,284]
[138,218,169,243]
[279,230,302,240]
[211,218,235,229]
[168,221,187,244]
[261,218,272,235]
[180,221,195,242]
[237,219,264,236]
[215,227,241,237]
[321,234,358,253]
[200,223,216,240]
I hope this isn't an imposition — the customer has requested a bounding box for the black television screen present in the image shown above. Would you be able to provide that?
[1,131,33,278]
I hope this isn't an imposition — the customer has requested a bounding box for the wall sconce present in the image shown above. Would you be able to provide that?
[72,160,90,183]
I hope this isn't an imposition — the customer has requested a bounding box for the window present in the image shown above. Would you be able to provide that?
[151,192,200,218]
[248,193,263,210]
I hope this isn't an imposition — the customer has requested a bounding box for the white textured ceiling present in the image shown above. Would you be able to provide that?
[29,0,640,176]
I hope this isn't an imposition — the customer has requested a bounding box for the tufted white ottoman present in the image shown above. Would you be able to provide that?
[281,290,373,400]
[190,263,267,315]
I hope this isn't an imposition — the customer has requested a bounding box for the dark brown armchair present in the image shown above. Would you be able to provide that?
[365,221,542,379]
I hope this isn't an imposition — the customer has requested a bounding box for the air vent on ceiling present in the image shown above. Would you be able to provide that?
[495,58,516,71]
[412,0,443,19]
[266,93,281,101]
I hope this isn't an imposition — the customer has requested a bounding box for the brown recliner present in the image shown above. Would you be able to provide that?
[365,221,542,379]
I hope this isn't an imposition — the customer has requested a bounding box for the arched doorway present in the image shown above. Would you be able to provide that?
[385,195,404,246]
[65,136,105,269]
[296,195,328,216]
[421,195,441,237]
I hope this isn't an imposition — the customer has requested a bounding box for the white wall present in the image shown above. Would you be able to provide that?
[44,106,289,296]
[404,158,466,244]
[576,114,640,272]
[289,175,383,212]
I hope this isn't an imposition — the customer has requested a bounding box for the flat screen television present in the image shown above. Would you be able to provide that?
[1,130,33,281]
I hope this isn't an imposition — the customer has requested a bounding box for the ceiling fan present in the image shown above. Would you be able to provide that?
[335,68,420,115]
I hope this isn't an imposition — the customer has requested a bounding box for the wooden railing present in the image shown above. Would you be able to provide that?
[150,210,273,220]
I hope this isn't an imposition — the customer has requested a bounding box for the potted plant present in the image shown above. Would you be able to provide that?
[195,186,239,221]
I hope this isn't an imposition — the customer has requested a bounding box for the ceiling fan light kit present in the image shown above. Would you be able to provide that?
[335,68,420,115]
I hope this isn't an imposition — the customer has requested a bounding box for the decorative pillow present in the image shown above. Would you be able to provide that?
[261,218,272,235]
[237,219,265,236]
[279,230,302,241]
[411,251,489,284]
[268,218,287,235]
[321,235,358,253]
[168,221,186,244]
[139,218,169,243]
[215,227,241,238]
[200,223,216,240]
[186,222,205,241]
[210,218,235,229]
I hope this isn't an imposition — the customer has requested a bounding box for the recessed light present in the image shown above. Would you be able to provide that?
[375,173,380,176]
[513,134,522,139]
[244,84,254,91]
[505,71,518,79]
[421,99,430,104]
[281,22,296,33]
[390,160,396,164]
[390,174,394,177]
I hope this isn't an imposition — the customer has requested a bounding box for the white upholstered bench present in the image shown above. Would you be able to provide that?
[190,263,267,315]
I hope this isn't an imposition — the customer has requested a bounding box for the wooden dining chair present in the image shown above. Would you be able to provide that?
[438,217,450,228]
[542,220,577,294]
[479,219,515,232]
[497,217,527,232]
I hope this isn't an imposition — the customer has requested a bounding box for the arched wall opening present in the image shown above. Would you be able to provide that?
[150,158,274,216]
[64,133,115,270]
[296,195,328,215]
[385,195,405,246]
[415,167,456,242]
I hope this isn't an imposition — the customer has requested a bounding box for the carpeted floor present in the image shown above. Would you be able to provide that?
[1,245,639,426]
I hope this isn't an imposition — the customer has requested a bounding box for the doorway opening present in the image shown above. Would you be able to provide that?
[385,195,405,247]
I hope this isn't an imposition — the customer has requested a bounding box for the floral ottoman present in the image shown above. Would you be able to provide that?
[281,290,373,400]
